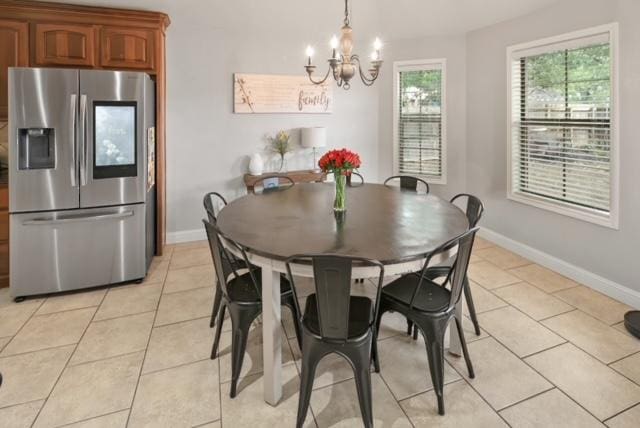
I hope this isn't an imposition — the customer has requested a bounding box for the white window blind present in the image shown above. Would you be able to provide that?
[508,25,618,227]
[394,60,446,182]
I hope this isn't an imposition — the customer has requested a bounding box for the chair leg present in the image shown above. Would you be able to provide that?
[346,340,374,428]
[421,318,448,415]
[209,286,222,328]
[371,326,380,373]
[412,324,419,340]
[406,319,413,336]
[210,304,226,359]
[463,277,481,336]
[355,355,373,428]
[283,299,303,351]
[455,315,475,378]
[297,341,321,428]
[229,306,260,398]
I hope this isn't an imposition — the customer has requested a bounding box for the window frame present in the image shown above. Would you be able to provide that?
[506,23,619,229]
[393,58,447,185]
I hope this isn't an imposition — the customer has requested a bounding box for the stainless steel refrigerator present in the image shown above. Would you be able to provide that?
[8,68,156,298]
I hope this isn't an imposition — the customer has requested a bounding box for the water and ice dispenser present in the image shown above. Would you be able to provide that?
[18,128,55,170]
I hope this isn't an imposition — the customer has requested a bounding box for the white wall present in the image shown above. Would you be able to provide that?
[377,35,467,200]
[465,0,640,293]
[162,1,381,240]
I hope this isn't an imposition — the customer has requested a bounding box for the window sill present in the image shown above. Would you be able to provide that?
[507,191,618,230]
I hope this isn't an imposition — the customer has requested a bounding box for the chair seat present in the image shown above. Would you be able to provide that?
[226,271,292,303]
[302,294,372,339]
[382,273,451,313]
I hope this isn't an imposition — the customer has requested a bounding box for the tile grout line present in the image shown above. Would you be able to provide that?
[125,260,171,427]
[479,330,613,423]
[0,298,47,355]
[444,361,517,427]
[0,397,46,412]
[602,402,640,424]
[55,407,130,428]
[607,349,640,367]
[29,289,108,428]
[374,366,419,428]
[162,283,216,295]
[0,309,163,362]
[536,307,579,323]
[538,310,640,367]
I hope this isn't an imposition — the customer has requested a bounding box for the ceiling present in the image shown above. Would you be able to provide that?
[375,0,564,39]
[40,0,564,40]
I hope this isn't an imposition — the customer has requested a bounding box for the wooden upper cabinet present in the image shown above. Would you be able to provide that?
[33,23,97,67]
[100,27,156,70]
[0,19,29,119]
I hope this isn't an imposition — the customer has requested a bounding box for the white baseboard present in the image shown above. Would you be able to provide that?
[167,228,206,244]
[479,228,640,310]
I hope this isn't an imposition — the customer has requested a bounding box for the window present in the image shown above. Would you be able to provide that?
[507,24,619,228]
[393,59,446,183]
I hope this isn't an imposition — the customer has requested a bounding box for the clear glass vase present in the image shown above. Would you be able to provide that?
[334,174,347,212]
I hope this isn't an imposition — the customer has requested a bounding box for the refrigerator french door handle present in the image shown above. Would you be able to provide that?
[22,210,135,226]
[70,94,78,188]
[79,94,88,186]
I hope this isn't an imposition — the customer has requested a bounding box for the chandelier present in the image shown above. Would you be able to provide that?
[304,0,382,90]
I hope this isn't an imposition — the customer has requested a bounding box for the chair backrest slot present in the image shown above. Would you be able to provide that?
[313,257,352,340]
[252,175,295,194]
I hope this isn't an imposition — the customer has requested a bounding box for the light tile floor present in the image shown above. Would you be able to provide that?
[0,238,638,427]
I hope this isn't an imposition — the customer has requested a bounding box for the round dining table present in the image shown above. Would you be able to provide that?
[217,182,470,405]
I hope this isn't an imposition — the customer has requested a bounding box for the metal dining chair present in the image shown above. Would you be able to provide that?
[203,219,302,398]
[285,254,385,428]
[407,194,485,338]
[251,175,295,194]
[383,175,430,194]
[203,192,255,329]
[375,227,478,415]
[346,171,364,187]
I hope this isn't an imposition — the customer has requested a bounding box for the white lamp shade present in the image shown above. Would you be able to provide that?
[301,127,327,149]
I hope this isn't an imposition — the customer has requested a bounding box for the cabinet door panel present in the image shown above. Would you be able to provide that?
[33,23,96,67]
[101,27,155,70]
[0,20,28,119]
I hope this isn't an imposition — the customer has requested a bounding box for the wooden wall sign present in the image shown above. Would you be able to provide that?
[234,73,333,114]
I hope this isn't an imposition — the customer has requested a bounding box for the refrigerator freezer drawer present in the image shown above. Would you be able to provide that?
[10,204,146,297]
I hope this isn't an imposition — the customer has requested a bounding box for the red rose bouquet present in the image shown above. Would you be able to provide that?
[318,149,361,175]
[318,149,361,211]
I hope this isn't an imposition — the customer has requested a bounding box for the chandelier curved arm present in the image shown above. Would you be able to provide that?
[351,55,382,86]
[305,65,332,85]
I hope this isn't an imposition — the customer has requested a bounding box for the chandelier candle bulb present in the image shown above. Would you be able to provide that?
[373,37,383,51]
[305,45,314,65]
[330,35,339,59]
